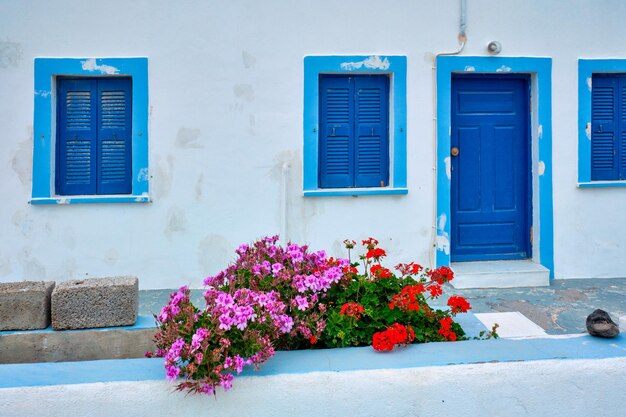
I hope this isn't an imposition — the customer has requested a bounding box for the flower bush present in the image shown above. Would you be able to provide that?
[150,236,496,396]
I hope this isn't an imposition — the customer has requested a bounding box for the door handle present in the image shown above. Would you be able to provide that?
[451,147,460,157]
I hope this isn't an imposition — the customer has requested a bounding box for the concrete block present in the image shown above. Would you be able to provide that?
[52,276,138,330]
[0,281,55,331]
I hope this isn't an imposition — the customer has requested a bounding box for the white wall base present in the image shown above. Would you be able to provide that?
[1,358,623,417]
[451,260,550,289]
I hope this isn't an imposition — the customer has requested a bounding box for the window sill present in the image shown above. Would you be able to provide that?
[577,181,626,188]
[303,187,408,197]
[30,195,151,205]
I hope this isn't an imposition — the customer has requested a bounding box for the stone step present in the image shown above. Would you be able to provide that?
[0,315,156,364]
[474,312,548,338]
[450,260,550,289]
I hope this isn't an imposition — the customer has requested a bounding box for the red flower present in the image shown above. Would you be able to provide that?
[438,317,457,341]
[340,302,365,320]
[428,266,454,284]
[395,262,423,276]
[372,323,416,352]
[389,284,425,312]
[366,248,387,259]
[362,237,379,249]
[343,239,356,249]
[428,284,443,298]
[447,295,471,314]
[309,336,317,344]
[343,266,358,275]
[370,264,392,279]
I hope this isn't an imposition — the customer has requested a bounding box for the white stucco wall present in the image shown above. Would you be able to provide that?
[1,0,626,288]
[2,358,625,417]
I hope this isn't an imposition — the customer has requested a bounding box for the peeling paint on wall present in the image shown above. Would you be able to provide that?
[537,124,543,139]
[340,56,390,71]
[444,156,452,180]
[175,127,203,149]
[34,90,51,97]
[496,65,512,73]
[0,41,23,68]
[242,51,256,69]
[233,84,255,102]
[435,213,450,255]
[464,66,475,72]
[538,160,546,176]
[81,58,119,74]
[585,122,591,140]
[137,167,149,182]
[587,77,592,92]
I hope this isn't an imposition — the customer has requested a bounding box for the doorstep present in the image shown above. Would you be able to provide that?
[450,260,550,289]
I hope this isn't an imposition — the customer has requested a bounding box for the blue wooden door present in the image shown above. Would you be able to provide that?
[451,75,531,261]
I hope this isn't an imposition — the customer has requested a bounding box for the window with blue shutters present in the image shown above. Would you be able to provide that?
[591,74,626,181]
[56,77,132,195]
[318,74,389,188]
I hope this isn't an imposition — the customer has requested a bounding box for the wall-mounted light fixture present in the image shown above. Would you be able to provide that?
[487,41,502,55]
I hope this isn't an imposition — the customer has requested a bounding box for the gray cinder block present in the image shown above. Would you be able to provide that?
[0,281,55,331]
[51,276,138,330]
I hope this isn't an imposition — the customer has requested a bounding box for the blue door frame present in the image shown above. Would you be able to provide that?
[451,74,532,262]
[435,56,554,278]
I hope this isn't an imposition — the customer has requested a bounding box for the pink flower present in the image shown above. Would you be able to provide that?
[220,373,234,391]
[271,263,284,276]
[295,295,309,311]
[166,365,180,381]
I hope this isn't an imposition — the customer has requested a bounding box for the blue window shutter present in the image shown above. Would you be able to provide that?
[97,78,132,194]
[319,75,354,188]
[591,76,619,180]
[354,75,389,187]
[620,78,626,180]
[57,79,98,195]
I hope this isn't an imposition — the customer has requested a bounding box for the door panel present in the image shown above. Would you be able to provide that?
[451,75,531,261]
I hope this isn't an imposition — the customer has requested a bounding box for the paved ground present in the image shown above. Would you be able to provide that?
[443,278,626,334]
[139,278,626,335]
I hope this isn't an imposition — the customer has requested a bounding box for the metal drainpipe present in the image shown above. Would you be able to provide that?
[429,0,467,268]
[281,162,290,243]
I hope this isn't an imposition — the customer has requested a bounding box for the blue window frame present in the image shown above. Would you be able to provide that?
[319,74,389,188]
[303,56,407,196]
[590,74,626,181]
[32,58,149,204]
[578,59,626,187]
[57,77,132,195]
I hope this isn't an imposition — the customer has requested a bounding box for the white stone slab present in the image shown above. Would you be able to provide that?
[451,260,550,289]
[474,312,548,338]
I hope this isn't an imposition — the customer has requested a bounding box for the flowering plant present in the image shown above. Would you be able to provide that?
[150,236,349,395]
[320,238,478,350]
[151,236,495,396]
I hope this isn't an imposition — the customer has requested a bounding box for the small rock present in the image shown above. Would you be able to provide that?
[586,309,619,338]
